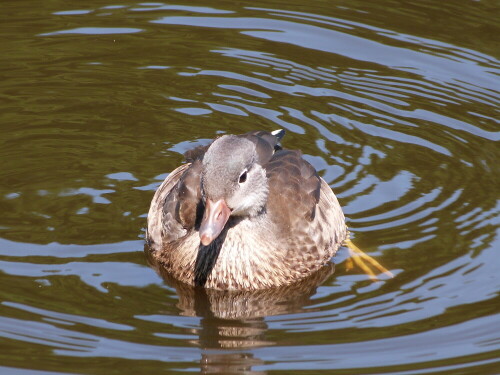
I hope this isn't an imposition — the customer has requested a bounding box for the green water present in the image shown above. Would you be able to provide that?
[1,0,499,374]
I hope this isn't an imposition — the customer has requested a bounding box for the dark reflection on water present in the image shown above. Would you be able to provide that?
[1,0,499,374]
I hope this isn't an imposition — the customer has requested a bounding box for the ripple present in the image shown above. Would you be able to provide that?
[1,0,499,374]
[39,27,143,36]
[254,316,500,371]
[154,11,499,90]
[0,238,141,258]
[0,259,158,292]
[0,316,199,361]
[53,10,92,16]
[3,302,133,331]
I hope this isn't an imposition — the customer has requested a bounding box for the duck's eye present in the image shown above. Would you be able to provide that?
[239,170,247,184]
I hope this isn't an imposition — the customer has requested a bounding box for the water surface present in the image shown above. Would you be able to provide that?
[1,0,499,374]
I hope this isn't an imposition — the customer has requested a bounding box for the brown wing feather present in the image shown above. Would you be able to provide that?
[146,161,203,251]
[175,160,203,228]
[147,164,189,251]
[265,149,346,271]
[183,143,212,163]
[266,150,321,232]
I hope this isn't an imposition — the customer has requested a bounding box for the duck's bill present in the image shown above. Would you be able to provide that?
[199,199,231,246]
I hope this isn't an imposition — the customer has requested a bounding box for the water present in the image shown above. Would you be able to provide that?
[1,0,499,374]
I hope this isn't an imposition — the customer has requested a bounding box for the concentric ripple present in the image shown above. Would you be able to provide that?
[0,0,499,374]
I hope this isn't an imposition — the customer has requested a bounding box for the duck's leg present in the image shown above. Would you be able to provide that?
[344,238,394,280]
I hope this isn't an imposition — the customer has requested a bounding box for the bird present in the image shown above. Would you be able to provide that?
[146,129,391,290]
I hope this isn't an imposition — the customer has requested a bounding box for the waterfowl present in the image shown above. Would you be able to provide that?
[146,130,390,290]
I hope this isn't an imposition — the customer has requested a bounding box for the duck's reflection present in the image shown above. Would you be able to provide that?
[146,249,334,373]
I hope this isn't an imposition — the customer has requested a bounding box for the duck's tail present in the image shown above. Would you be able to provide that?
[271,128,286,141]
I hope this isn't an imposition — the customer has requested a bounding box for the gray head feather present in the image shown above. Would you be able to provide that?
[202,136,255,199]
[202,135,269,216]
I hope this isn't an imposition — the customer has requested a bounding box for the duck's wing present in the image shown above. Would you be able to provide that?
[265,149,346,266]
[265,149,342,272]
[265,149,321,228]
[146,160,203,251]
[183,144,211,163]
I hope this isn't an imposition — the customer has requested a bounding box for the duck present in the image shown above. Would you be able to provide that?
[146,129,391,290]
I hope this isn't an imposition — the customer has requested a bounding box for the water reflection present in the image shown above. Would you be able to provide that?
[147,248,336,373]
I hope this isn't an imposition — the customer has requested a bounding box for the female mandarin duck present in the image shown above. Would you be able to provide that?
[146,130,391,290]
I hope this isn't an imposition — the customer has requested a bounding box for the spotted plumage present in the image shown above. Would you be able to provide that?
[146,130,347,290]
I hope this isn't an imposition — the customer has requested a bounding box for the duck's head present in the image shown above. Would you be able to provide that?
[199,135,269,246]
